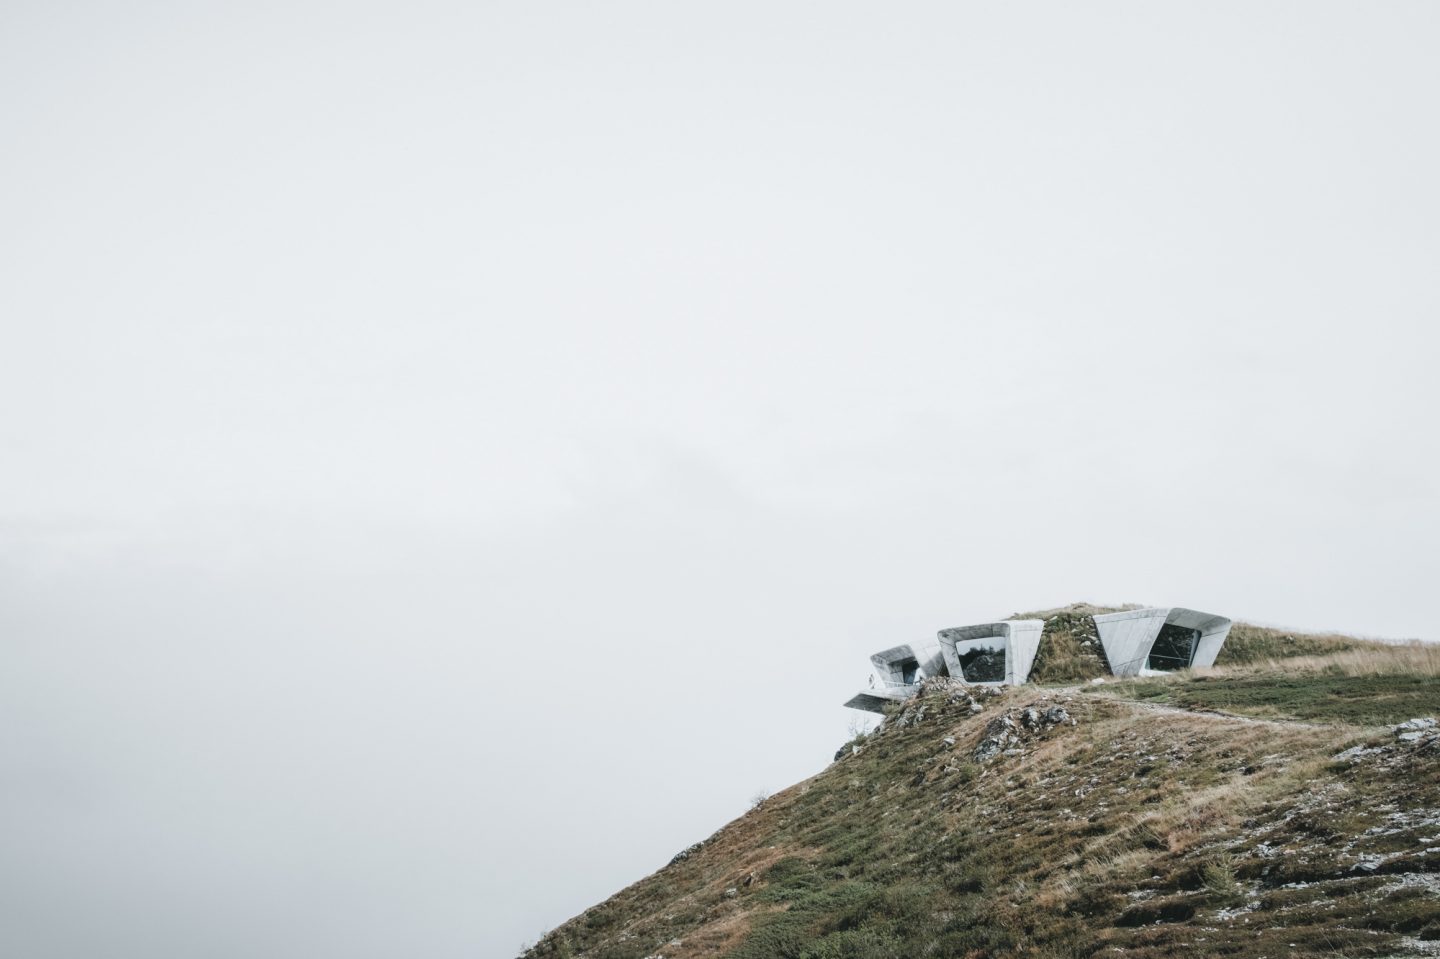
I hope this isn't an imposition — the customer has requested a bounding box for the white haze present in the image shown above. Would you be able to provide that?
[2,2,1438,956]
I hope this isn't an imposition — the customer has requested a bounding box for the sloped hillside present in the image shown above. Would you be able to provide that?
[521,626,1439,959]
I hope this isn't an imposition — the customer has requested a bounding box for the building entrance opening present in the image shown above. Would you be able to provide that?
[1148,623,1201,671]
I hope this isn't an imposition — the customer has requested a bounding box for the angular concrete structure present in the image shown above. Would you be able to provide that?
[1093,607,1232,677]
[843,642,945,714]
[937,620,1045,686]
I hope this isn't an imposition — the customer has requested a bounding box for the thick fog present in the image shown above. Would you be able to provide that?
[3,2,1438,956]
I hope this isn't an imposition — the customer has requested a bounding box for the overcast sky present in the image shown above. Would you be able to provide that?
[3,2,1439,956]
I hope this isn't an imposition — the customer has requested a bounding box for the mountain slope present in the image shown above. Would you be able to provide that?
[522,621,1440,959]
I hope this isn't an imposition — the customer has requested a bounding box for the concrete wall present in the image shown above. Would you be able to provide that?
[1094,607,1232,677]
[869,642,947,686]
[843,642,946,713]
[937,620,1045,685]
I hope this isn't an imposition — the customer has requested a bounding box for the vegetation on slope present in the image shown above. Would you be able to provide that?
[523,668,1440,958]
[1211,620,1368,665]
[521,613,1437,958]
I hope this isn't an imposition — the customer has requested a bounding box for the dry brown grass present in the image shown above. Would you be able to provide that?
[1009,601,1141,620]
[666,910,758,958]
[1208,640,1440,679]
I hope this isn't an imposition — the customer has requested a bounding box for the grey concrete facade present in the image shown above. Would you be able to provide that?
[843,642,945,714]
[870,642,948,686]
[1093,607,1232,677]
[937,619,1045,686]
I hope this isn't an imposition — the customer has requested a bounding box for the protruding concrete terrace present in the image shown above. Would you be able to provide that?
[1093,607,1232,677]
[937,619,1045,686]
[841,686,915,714]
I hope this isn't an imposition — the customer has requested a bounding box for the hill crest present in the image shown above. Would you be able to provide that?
[521,615,1440,959]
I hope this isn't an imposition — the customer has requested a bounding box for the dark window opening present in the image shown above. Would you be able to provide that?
[900,659,920,685]
[1148,624,1201,671]
[959,645,1007,683]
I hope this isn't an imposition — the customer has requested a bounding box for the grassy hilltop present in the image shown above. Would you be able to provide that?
[521,608,1440,959]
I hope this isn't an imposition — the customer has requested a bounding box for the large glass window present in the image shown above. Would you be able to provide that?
[1148,624,1200,671]
[959,644,1006,683]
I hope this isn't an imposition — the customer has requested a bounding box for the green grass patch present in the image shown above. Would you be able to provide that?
[1092,673,1440,725]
